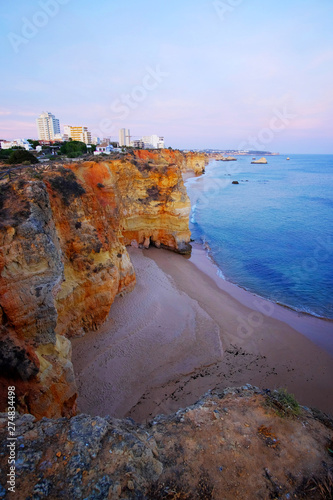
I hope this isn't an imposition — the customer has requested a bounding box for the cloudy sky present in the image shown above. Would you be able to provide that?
[1,0,333,152]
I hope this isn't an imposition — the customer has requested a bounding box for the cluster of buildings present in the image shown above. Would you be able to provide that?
[0,112,165,156]
[93,130,164,156]
[118,128,164,149]
[36,112,92,144]
[34,112,164,151]
[0,138,33,151]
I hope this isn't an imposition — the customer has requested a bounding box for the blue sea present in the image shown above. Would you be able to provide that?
[186,155,333,320]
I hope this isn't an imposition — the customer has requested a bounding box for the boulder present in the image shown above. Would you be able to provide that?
[251,157,267,164]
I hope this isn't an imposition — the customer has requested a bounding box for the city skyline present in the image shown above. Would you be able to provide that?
[1,0,333,153]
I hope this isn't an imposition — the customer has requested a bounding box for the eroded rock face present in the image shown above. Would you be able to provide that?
[0,150,198,418]
[184,151,208,175]
[44,165,136,338]
[0,181,76,419]
[112,152,193,253]
[0,387,332,499]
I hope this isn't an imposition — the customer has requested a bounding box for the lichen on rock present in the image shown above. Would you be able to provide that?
[0,387,332,499]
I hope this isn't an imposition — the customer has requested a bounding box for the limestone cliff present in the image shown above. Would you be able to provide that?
[0,180,76,419]
[128,148,208,176]
[44,165,136,339]
[114,151,193,253]
[184,151,208,176]
[0,150,198,418]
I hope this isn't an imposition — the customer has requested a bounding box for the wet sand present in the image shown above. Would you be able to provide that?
[72,246,333,422]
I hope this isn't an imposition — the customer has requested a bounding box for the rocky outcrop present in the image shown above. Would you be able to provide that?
[183,151,208,175]
[115,151,193,253]
[0,181,77,419]
[251,157,268,164]
[128,148,208,177]
[0,150,197,418]
[218,156,237,161]
[44,165,136,339]
[1,386,332,499]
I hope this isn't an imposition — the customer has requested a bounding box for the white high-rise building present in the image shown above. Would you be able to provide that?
[36,112,60,141]
[141,135,164,149]
[119,128,130,147]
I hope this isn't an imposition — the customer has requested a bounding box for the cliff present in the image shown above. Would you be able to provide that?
[1,153,333,499]
[1,386,332,499]
[0,180,76,419]
[0,150,200,418]
[183,151,208,175]
[129,148,208,176]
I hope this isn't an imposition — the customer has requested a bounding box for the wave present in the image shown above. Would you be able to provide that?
[190,203,198,224]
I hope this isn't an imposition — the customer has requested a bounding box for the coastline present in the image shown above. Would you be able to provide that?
[189,242,333,355]
[182,170,198,181]
[184,157,333,324]
[72,246,333,423]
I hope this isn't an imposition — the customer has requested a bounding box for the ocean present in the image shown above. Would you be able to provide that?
[186,154,333,320]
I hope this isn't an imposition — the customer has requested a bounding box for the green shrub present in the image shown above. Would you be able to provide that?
[0,149,13,160]
[7,150,39,165]
[60,140,87,157]
[266,388,301,417]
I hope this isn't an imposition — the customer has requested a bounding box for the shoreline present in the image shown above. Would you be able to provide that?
[72,246,333,423]
[195,239,333,323]
[184,165,333,329]
[189,242,333,356]
[182,169,198,182]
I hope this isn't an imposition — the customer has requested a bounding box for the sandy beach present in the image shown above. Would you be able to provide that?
[72,245,333,422]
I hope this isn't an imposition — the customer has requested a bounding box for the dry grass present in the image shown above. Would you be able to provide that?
[265,388,301,418]
[298,469,333,499]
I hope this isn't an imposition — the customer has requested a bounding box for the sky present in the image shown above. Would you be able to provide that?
[1,0,333,153]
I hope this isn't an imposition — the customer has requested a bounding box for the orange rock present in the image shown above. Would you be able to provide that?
[0,149,199,419]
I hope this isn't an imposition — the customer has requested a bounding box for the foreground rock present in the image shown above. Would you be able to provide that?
[0,387,332,499]
[0,150,203,419]
[251,157,268,164]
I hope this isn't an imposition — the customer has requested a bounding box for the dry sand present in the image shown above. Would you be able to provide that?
[72,246,333,422]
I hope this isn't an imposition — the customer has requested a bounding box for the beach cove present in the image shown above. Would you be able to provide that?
[72,244,333,421]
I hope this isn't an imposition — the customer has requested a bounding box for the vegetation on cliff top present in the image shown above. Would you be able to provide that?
[60,140,96,158]
[48,168,86,206]
[6,149,39,165]
[265,388,301,418]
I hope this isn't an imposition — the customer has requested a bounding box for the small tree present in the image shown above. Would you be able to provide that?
[0,149,13,161]
[7,150,39,165]
[27,139,40,149]
[60,140,87,157]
